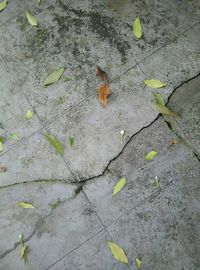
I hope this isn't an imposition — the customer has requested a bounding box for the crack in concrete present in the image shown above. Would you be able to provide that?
[0,73,199,261]
[0,209,54,259]
[0,182,83,259]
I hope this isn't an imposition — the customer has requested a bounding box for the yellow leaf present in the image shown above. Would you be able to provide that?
[145,150,157,161]
[144,79,167,88]
[133,17,142,39]
[25,110,34,120]
[20,245,29,263]
[0,142,4,152]
[0,0,7,11]
[135,258,142,268]
[25,11,38,26]
[156,104,177,116]
[108,241,128,264]
[113,178,126,196]
[44,68,65,86]
[17,201,35,209]
[98,83,110,106]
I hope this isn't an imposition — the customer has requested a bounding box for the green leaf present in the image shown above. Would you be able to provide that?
[156,104,177,116]
[20,245,29,263]
[144,79,167,88]
[25,11,38,26]
[17,201,35,209]
[135,258,142,268]
[49,200,61,209]
[0,136,5,143]
[0,0,7,11]
[45,134,64,156]
[113,178,126,196]
[9,133,19,141]
[145,150,157,161]
[133,17,142,39]
[37,0,41,4]
[108,241,128,264]
[69,137,75,147]
[25,110,34,120]
[44,68,65,86]
[62,75,73,82]
[153,92,165,106]
[0,142,4,152]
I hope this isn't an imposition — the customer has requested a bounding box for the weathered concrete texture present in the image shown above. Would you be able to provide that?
[0,130,73,187]
[165,75,200,158]
[0,182,77,257]
[0,191,103,270]
[0,0,200,269]
[83,117,200,226]
[107,179,200,270]
[140,23,200,95]
[49,230,130,270]
[46,64,157,179]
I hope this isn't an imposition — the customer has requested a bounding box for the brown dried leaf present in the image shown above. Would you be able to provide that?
[98,83,110,106]
[96,66,109,82]
[169,139,178,145]
[0,165,7,172]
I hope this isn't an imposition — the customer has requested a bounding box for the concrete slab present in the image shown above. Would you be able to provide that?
[0,192,103,270]
[46,64,157,179]
[107,174,200,270]
[0,181,76,257]
[140,23,200,95]
[83,117,200,225]
[0,90,42,153]
[0,130,73,187]
[105,0,200,62]
[0,0,200,269]
[165,75,200,157]
[49,230,129,270]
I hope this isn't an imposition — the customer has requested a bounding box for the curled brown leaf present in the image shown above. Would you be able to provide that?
[98,83,110,106]
[96,66,109,82]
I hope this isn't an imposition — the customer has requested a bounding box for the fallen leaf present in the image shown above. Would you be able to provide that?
[144,79,167,88]
[69,137,75,147]
[98,83,110,105]
[9,133,19,141]
[169,139,178,145]
[0,136,5,143]
[25,110,34,120]
[45,134,64,156]
[25,11,38,26]
[49,200,61,209]
[62,75,73,82]
[0,0,7,11]
[0,165,7,172]
[153,92,165,106]
[0,142,4,152]
[17,201,35,209]
[96,66,109,82]
[113,178,126,196]
[108,241,128,264]
[156,104,177,116]
[44,68,65,86]
[145,150,157,161]
[153,176,161,189]
[20,245,29,263]
[135,258,142,268]
[133,17,142,39]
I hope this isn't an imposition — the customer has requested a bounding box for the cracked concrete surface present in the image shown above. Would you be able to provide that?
[0,0,200,269]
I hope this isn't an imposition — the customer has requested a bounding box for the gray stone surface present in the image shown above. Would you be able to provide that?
[165,75,200,157]
[0,0,200,269]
